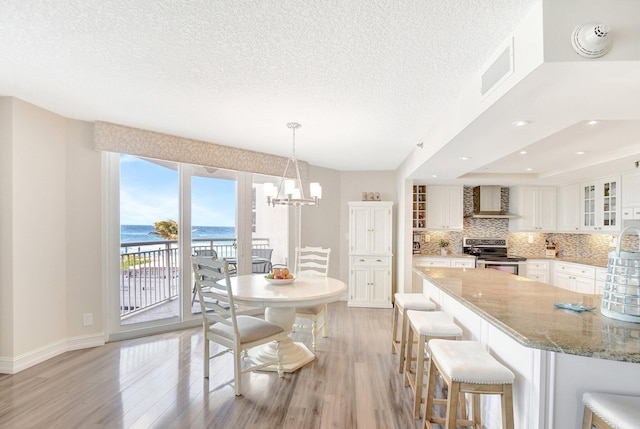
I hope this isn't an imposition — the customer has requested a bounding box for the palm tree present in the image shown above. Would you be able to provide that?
[150,219,178,240]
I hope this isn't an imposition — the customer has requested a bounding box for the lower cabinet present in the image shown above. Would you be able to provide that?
[348,256,392,308]
[525,260,550,283]
[554,262,596,294]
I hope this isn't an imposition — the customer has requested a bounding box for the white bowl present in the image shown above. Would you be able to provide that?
[264,276,295,285]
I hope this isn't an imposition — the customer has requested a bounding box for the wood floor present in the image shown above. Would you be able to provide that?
[0,302,427,429]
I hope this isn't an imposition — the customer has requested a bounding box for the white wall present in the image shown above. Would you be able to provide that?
[301,165,342,280]
[0,98,103,374]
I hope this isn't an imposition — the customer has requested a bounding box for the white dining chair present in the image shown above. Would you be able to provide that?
[191,255,284,396]
[293,246,331,350]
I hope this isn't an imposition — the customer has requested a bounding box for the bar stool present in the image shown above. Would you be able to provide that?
[423,339,515,429]
[391,293,436,373]
[582,392,640,429]
[404,310,463,419]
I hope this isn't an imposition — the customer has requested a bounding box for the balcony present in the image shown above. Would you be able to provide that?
[120,237,270,323]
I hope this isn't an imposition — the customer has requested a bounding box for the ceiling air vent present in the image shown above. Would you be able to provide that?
[481,39,514,97]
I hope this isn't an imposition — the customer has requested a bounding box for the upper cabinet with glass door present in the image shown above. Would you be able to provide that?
[581,175,621,232]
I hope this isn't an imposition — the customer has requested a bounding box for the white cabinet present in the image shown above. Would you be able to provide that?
[348,201,393,308]
[595,267,607,295]
[349,256,391,308]
[451,258,476,268]
[525,259,550,283]
[412,184,427,230]
[426,186,464,230]
[557,184,581,232]
[622,171,640,220]
[553,262,596,294]
[581,176,621,232]
[349,202,392,255]
[509,186,556,232]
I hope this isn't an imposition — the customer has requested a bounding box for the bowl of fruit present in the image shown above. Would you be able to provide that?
[264,267,295,285]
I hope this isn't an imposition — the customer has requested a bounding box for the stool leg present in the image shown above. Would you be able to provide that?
[445,381,461,429]
[422,357,438,429]
[399,309,408,373]
[501,384,515,429]
[404,324,415,386]
[471,393,481,427]
[582,406,594,429]
[412,333,426,418]
[391,305,399,354]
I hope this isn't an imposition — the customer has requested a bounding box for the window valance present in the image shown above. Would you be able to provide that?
[93,121,308,179]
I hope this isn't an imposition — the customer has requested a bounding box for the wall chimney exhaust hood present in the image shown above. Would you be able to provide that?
[468,186,519,219]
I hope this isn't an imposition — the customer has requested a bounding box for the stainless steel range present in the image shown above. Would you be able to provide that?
[462,237,526,276]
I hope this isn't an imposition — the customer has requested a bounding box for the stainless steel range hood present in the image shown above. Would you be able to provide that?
[468,186,519,219]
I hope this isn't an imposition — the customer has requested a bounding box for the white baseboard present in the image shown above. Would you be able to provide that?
[0,332,105,374]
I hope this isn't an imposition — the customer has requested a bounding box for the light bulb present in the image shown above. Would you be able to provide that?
[310,182,322,198]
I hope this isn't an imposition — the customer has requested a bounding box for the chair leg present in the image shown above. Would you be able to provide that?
[204,332,210,378]
[321,304,328,337]
[311,319,318,350]
[234,348,243,396]
[582,406,593,429]
[501,384,515,429]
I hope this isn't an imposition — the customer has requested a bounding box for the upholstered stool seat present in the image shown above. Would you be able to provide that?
[423,339,515,429]
[404,310,462,419]
[582,392,640,429]
[391,293,436,373]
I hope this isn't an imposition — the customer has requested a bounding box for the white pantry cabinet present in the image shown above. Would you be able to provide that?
[509,186,556,232]
[348,201,393,308]
[580,176,621,232]
[426,186,464,230]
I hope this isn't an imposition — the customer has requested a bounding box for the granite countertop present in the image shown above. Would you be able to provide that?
[526,255,609,268]
[413,266,640,363]
[413,254,476,259]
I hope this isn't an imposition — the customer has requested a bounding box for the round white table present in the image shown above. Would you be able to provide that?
[229,274,347,372]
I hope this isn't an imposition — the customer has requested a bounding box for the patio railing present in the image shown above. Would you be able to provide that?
[119,237,269,318]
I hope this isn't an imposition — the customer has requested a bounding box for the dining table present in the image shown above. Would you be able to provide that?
[228,274,347,373]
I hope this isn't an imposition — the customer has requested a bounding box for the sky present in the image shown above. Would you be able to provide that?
[120,154,236,226]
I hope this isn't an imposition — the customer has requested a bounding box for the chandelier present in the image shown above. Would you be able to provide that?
[264,122,322,207]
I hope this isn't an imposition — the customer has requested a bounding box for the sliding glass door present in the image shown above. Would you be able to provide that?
[108,153,294,338]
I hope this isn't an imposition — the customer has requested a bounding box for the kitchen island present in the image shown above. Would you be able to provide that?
[414,266,640,429]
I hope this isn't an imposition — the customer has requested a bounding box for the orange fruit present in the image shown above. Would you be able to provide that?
[282,268,290,276]
[273,268,281,276]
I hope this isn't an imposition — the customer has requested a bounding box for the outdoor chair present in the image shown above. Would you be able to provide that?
[251,248,273,273]
[191,255,284,396]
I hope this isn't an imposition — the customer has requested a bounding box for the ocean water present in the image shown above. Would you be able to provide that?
[121,225,236,243]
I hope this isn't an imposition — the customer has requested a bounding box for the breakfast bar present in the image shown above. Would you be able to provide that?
[413,266,640,429]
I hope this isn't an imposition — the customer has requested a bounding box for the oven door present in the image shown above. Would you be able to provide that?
[477,260,522,275]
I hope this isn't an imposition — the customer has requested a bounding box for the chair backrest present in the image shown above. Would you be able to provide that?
[191,255,237,334]
[194,248,218,258]
[295,247,331,277]
[252,248,273,260]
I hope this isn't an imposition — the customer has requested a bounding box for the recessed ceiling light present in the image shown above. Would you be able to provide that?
[520,151,527,155]
[587,120,599,126]
[526,168,533,171]
[431,174,438,178]
[459,157,470,161]
[512,120,529,127]
[576,151,587,155]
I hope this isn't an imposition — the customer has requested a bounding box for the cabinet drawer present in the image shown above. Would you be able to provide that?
[351,256,389,266]
[555,262,595,279]
[527,260,550,271]
[413,258,450,268]
[451,259,475,268]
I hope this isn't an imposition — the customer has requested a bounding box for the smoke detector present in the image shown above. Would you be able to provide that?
[571,23,612,58]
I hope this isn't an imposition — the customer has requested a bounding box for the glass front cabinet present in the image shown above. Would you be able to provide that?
[581,176,620,232]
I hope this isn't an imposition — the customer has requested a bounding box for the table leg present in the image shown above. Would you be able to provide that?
[246,306,315,372]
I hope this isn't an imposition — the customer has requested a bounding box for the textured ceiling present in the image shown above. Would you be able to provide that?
[0,0,538,171]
